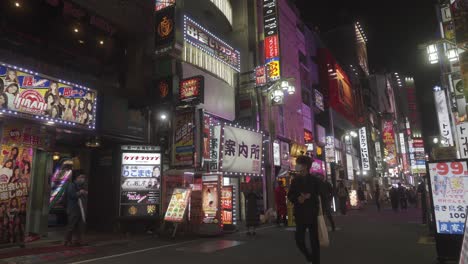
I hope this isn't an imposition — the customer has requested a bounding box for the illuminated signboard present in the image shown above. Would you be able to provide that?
[0,63,97,129]
[179,75,204,104]
[382,121,397,167]
[325,136,335,175]
[221,186,233,225]
[457,123,468,158]
[155,5,175,55]
[263,0,280,81]
[221,126,263,176]
[120,146,161,217]
[304,130,313,143]
[434,89,454,146]
[255,66,267,86]
[184,16,240,72]
[359,127,370,171]
[428,160,468,235]
[273,141,281,166]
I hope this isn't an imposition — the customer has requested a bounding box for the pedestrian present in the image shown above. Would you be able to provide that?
[245,185,260,236]
[316,175,336,231]
[389,185,399,212]
[336,181,348,215]
[288,155,322,264]
[357,186,366,207]
[274,180,287,227]
[64,173,87,246]
[374,184,381,212]
[417,181,428,224]
[398,183,408,210]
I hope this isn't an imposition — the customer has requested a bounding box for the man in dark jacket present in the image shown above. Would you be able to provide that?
[64,173,87,246]
[288,156,322,264]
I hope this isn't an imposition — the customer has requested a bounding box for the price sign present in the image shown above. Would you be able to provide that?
[428,161,468,235]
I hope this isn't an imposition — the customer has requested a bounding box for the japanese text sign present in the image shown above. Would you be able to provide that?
[428,160,468,235]
[221,126,263,175]
[164,188,191,223]
[359,127,370,171]
[434,90,454,146]
[255,66,267,86]
[122,153,161,165]
[382,120,397,167]
[457,123,468,159]
[184,16,240,72]
[221,186,233,225]
[265,35,279,59]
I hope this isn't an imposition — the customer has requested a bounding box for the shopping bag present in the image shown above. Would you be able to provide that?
[317,197,330,247]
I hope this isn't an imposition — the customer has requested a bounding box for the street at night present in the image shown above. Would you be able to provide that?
[0,0,468,263]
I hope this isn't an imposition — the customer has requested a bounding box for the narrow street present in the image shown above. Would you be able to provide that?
[0,207,436,264]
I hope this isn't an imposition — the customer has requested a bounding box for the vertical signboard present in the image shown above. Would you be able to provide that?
[221,186,233,225]
[172,110,194,167]
[457,123,468,158]
[382,121,397,167]
[155,5,175,55]
[375,141,383,172]
[428,159,468,260]
[359,127,370,171]
[325,136,335,176]
[434,90,454,146]
[273,141,281,166]
[120,146,161,217]
[263,0,281,82]
[400,133,409,173]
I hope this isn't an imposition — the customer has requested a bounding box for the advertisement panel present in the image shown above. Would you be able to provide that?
[155,0,175,11]
[0,64,97,129]
[2,122,53,150]
[400,133,409,172]
[310,159,325,176]
[221,186,233,225]
[314,89,324,111]
[172,110,194,166]
[428,160,468,234]
[179,76,204,104]
[263,0,278,37]
[375,141,383,172]
[120,146,161,217]
[266,57,281,82]
[264,35,279,59]
[164,188,191,223]
[221,126,263,175]
[273,141,281,166]
[325,136,335,175]
[255,66,267,86]
[202,179,219,224]
[184,16,240,72]
[382,121,397,167]
[434,90,454,146]
[359,127,370,171]
[155,5,175,55]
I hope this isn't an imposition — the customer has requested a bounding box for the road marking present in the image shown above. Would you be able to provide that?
[69,240,197,264]
[70,225,276,264]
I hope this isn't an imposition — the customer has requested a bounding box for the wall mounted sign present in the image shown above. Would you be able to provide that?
[155,5,175,55]
[184,16,240,72]
[179,75,204,104]
[255,66,267,86]
[359,127,370,171]
[172,110,194,166]
[314,89,324,111]
[265,35,279,60]
[155,0,175,11]
[156,77,173,102]
[263,0,280,81]
[0,64,97,129]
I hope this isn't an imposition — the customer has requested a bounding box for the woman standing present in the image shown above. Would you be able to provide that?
[245,185,260,236]
[5,83,19,110]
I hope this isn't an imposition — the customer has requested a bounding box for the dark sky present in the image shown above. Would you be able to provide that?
[295,0,441,138]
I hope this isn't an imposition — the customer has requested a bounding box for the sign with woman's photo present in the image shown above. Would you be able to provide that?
[0,63,97,129]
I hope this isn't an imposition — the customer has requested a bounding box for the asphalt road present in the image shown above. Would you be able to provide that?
[1,206,437,264]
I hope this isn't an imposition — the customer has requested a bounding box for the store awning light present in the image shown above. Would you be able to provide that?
[427,44,439,64]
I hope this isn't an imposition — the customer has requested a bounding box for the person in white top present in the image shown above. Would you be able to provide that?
[4,83,19,110]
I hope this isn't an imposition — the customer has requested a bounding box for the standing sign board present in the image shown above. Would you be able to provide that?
[164,188,191,223]
[428,160,468,261]
[120,145,161,218]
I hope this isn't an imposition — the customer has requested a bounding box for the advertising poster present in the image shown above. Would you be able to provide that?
[164,188,191,223]
[428,161,468,235]
[0,65,97,128]
[155,0,175,11]
[173,110,194,166]
[0,145,33,244]
[310,159,325,176]
[155,5,175,54]
[184,16,240,72]
[325,136,335,175]
[202,177,219,224]
[382,121,398,167]
[221,126,263,175]
[120,146,161,217]
[221,186,233,225]
[2,122,53,150]
[266,57,281,82]
[255,66,267,86]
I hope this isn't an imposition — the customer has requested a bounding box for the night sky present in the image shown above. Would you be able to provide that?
[295,0,441,139]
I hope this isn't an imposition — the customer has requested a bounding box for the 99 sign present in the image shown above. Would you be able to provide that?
[434,162,468,176]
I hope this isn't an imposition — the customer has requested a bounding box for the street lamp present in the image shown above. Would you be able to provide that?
[159,113,168,120]
[433,137,439,144]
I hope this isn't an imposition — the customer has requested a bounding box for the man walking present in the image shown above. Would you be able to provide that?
[274,180,287,227]
[64,173,87,246]
[374,184,381,211]
[288,155,322,264]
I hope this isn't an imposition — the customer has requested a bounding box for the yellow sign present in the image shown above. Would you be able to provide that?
[266,58,280,81]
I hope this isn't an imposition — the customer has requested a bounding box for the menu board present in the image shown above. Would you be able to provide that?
[120,147,161,217]
[164,188,191,223]
[221,186,233,225]
[428,161,468,235]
